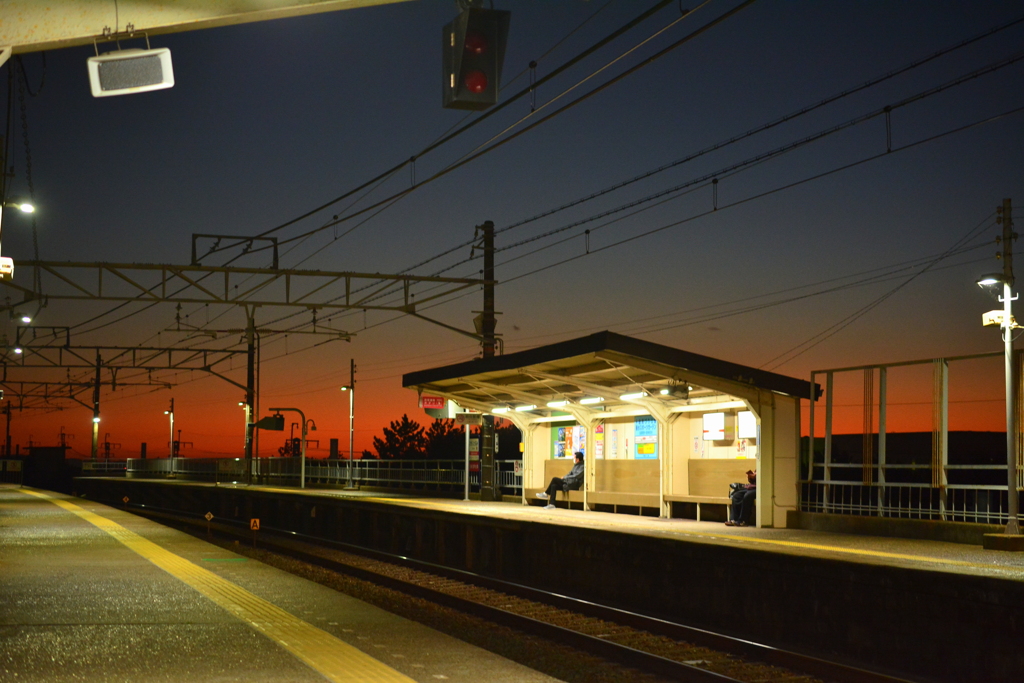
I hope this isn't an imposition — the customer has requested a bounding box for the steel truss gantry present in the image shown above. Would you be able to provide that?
[0,261,486,312]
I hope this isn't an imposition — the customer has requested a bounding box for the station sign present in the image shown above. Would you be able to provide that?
[455,412,483,426]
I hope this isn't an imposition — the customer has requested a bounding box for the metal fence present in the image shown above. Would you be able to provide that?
[81,460,130,476]
[801,464,1016,525]
[804,352,1023,526]
[0,458,23,485]
[119,457,523,495]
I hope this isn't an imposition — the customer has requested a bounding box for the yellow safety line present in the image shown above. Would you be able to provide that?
[22,489,415,683]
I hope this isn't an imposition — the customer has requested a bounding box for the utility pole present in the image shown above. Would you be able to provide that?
[91,352,101,460]
[346,358,356,490]
[475,221,500,501]
[999,198,1020,535]
[244,311,256,484]
[4,402,11,456]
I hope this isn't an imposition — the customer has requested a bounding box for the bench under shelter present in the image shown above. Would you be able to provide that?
[403,331,819,527]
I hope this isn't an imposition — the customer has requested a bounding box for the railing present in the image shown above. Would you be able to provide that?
[81,460,130,475]
[0,458,23,485]
[802,462,1020,525]
[805,353,1022,527]
[122,457,523,495]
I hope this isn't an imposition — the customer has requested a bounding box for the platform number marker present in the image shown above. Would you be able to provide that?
[250,518,260,548]
[122,496,129,510]
[205,512,214,538]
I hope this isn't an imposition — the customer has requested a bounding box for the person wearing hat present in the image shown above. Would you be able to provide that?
[536,451,584,510]
[726,469,756,526]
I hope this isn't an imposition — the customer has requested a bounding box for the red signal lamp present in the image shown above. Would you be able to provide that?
[464,32,488,55]
[464,70,488,93]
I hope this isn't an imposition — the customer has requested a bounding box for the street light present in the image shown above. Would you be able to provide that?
[341,384,355,490]
[164,398,175,458]
[0,200,35,281]
[977,271,1020,536]
[977,197,1020,537]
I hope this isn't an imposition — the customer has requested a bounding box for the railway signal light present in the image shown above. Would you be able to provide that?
[443,7,510,111]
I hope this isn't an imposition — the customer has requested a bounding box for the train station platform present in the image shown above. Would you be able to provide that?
[0,485,558,683]
[31,479,1024,681]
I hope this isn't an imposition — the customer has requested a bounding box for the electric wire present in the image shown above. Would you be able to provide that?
[761,210,998,370]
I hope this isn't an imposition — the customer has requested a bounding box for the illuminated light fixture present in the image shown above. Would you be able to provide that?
[619,391,647,401]
[514,404,537,412]
[491,406,509,414]
[19,315,30,323]
[579,396,603,405]
[546,399,569,408]
[17,203,34,213]
[659,384,690,399]
[977,274,1005,287]
[13,347,22,354]
[92,416,100,423]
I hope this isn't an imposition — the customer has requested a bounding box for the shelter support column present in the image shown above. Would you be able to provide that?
[521,422,538,505]
[654,413,680,518]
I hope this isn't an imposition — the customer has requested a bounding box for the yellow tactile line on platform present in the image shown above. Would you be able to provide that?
[22,489,415,683]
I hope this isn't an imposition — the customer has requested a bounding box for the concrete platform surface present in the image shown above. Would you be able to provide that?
[0,486,560,683]
[262,485,1024,582]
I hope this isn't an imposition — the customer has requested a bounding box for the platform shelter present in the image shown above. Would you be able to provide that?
[403,332,819,527]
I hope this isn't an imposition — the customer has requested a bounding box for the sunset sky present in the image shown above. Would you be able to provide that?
[1,0,1022,456]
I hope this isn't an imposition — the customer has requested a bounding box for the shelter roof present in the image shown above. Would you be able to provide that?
[403,332,818,416]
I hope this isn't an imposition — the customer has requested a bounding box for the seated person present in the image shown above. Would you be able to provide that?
[726,469,756,526]
[535,451,584,509]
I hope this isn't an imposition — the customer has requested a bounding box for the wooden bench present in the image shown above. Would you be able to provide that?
[667,459,756,521]
[526,459,661,514]
[525,487,660,513]
[526,457,755,519]
[664,494,730,521]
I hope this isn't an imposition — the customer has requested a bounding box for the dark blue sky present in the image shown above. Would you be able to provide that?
[3,0,1023,453]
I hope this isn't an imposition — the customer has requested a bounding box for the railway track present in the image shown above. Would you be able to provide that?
[134,505,913,683]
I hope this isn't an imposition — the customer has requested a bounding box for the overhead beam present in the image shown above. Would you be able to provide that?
[0,261,485,313]
[3,0,413,54]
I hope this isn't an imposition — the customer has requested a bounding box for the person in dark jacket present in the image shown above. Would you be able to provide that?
[536,451,584,509]
[726,469,756,526]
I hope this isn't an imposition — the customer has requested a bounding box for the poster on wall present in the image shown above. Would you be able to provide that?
[595,424,604,459]
[572,425,586,457]
[634,416,658,459]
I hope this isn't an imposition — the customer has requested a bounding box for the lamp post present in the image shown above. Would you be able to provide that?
[977,198,1020,536]
[0,200,35,280]
[164,398,174,458]
[238,401,249,455]
[268,407,309,488]
[341,358,356,490]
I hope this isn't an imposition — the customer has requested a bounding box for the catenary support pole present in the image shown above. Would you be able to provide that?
[1001,198,1020,535]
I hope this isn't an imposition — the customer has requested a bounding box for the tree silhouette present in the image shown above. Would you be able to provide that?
[372,414,426,459]
[425,419,464,459]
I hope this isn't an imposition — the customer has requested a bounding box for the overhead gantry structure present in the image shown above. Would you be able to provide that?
[0,256,495,464]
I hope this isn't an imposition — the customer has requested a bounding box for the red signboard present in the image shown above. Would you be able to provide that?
[420,395,445,410]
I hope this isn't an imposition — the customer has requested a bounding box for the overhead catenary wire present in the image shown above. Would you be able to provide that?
[18,12,1024,405]
[313,49,1024,323]
[60,0,695,340]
